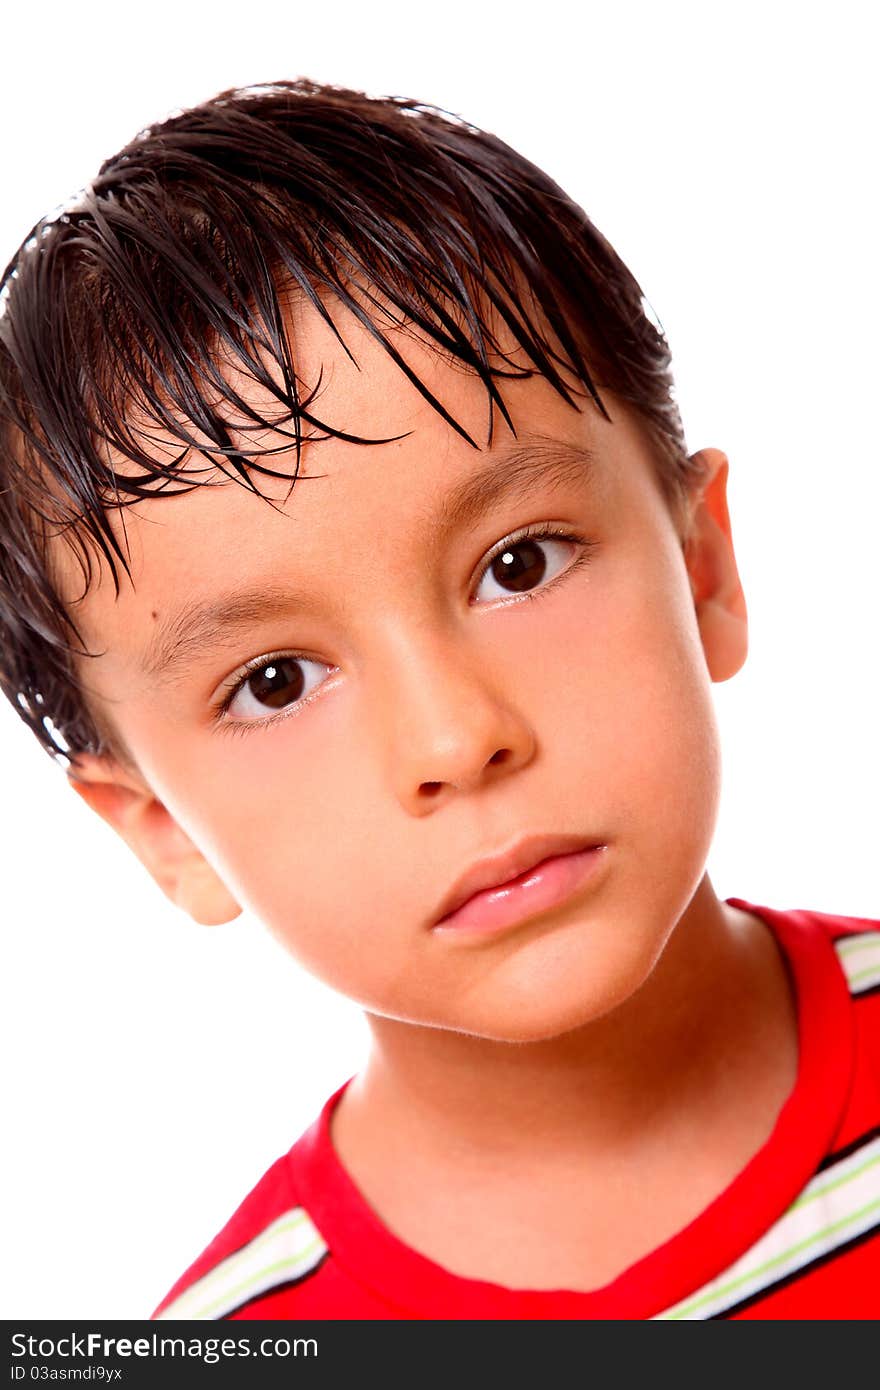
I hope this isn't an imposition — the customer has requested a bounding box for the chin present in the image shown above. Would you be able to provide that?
[453,998,638,1046]
[439,955,663,1045]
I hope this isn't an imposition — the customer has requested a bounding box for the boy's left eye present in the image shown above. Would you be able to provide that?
[473,530,582,603]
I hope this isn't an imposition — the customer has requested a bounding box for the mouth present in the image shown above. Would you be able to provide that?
[431,834,608,937]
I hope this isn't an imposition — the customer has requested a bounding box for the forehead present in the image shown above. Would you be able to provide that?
[55,294,655,659]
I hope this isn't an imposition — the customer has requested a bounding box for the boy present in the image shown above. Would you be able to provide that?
[1,80,878,1321]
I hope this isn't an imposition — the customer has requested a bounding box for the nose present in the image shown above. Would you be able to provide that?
[373,627,537,816]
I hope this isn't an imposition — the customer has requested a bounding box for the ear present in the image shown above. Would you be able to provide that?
[67,753,242,926]
[683,448,748,682]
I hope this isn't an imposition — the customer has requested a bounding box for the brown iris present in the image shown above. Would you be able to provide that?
[246,659,305,709]
[490,539,548,593]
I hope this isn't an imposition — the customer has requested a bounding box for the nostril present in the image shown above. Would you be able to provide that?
[488,748,512,767]
[417,748,514,798]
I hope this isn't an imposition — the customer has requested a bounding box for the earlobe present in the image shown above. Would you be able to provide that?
[67,753,242,926]
[684,448,749,683]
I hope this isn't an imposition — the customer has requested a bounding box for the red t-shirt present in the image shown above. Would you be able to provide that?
[154,900,880,1319]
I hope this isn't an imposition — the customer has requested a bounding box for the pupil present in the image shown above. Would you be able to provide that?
[247,658,304,709]
[491,540,546,592]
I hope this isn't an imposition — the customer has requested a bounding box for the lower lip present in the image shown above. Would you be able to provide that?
[432,845,608,937]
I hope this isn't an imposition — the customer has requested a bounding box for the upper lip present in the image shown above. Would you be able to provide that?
[431,833,606,927]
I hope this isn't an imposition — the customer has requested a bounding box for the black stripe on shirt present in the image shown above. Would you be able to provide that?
[816,1121,880,1173]
[221,1248,332,1320]
[709,1221,880,1320]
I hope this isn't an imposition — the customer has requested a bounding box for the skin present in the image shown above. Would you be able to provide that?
[66,300,798,1290]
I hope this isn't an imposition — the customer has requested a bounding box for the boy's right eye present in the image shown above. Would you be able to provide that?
[218,654,334,726]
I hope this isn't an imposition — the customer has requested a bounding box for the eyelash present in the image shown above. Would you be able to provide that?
[212,523,596,735]
[474,524,594,606]
[212,648,331,737]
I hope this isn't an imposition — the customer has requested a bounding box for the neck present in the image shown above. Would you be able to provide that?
[334,877,797,1168]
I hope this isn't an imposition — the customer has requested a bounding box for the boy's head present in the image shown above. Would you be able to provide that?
[0,80,747,1042]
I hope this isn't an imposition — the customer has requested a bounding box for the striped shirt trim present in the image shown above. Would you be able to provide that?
[654,933,880,1320]
[160,927,880,1321]
[157,1207,328,1320]
[834,930,880,996]
[655,1131,880,1319]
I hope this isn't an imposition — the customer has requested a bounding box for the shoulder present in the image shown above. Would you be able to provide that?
[729,896,880,994]
[152,1136,328,1321]
[735,898,880,1148]
[789,903,880,998]
[149,1067,355,1317]
[820,910,880,1000]
[729,896,880,1102]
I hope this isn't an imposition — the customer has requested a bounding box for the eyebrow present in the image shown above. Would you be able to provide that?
[140,435,596,682]
[428,435,595,538]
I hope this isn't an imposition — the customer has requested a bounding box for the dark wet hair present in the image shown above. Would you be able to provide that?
[0,78,694,762]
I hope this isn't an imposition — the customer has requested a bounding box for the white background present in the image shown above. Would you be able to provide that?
[1,0,877,1319]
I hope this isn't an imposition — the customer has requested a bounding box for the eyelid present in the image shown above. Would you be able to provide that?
[212,650,336,729]
[471,523,590,603]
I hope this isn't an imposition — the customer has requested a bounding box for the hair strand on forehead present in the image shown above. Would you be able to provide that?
[0,77,694,761]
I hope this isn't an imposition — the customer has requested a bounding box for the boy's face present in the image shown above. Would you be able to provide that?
[68,300,746,1043]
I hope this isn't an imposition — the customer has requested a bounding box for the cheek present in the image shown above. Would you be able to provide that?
[139,696,413,976]
[505,548,721,841]
[597,566,722,867]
